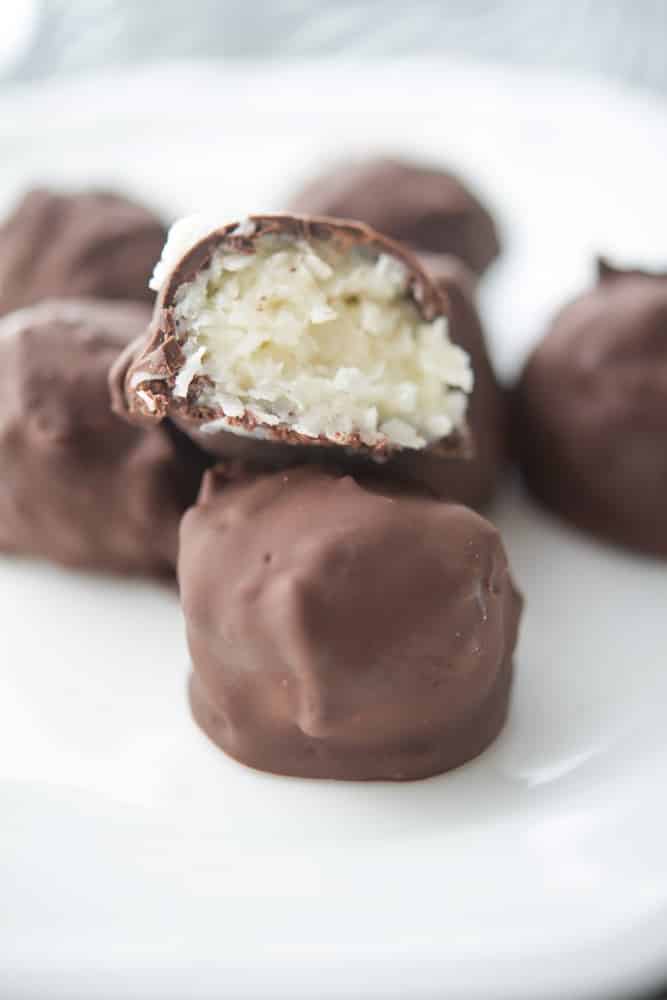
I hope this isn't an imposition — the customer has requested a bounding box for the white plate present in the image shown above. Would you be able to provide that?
[1,60,667,1000]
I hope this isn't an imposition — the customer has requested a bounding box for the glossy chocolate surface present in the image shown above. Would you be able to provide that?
[181,465,522,780]
[0,298,207,574]
[514,260,667,557]
[288,158,500,274]
[0,188,167,316]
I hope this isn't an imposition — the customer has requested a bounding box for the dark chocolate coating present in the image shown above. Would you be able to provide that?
[0,188,167,317]
[287,158,500,275]
[0,299,208,575]
[180,465,522,781]
[111,213,490,504]
[514,260,667,558]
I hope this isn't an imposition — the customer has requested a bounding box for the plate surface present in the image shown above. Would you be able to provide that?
[1,59,667,1000]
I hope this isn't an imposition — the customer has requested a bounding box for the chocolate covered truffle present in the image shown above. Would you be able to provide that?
[0,299,207,574]
[0,188,167,316]
[514,260,667,558]
[112,213,485,502]
[287,157,500,275]
[181,465,523,781]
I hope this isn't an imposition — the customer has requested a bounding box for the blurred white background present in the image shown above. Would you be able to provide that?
[2,0,667,94]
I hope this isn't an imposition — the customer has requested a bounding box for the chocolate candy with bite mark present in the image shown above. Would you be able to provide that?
[181,464,522,781]
[0,188,167,316]
[111,213,482,501]
[0,299,208,575]
[514,259,667,558]
[287,157,500,275]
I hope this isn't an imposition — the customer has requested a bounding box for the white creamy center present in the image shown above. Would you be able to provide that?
[170,233,472,449]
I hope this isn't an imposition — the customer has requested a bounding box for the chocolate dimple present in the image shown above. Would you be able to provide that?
[180,464,523,781]
[0,188,168,317]
[287,157,500,275]
[514,261,667,558]
[0,298,209,575]
[111,212,487,499]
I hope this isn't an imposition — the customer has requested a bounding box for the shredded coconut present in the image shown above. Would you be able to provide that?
[170,233,472,449]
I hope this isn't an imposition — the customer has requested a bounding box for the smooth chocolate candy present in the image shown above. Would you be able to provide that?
[181,465,522,780]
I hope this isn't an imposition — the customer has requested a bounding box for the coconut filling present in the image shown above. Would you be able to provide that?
[170,235,473,450]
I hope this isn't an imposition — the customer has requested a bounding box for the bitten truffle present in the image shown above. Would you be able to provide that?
[0,299,207,574]
[180,465,523,781]
[287,157,500,275]
[0,188,167,316]
[112,212,483,501]
[514,260,667,558]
